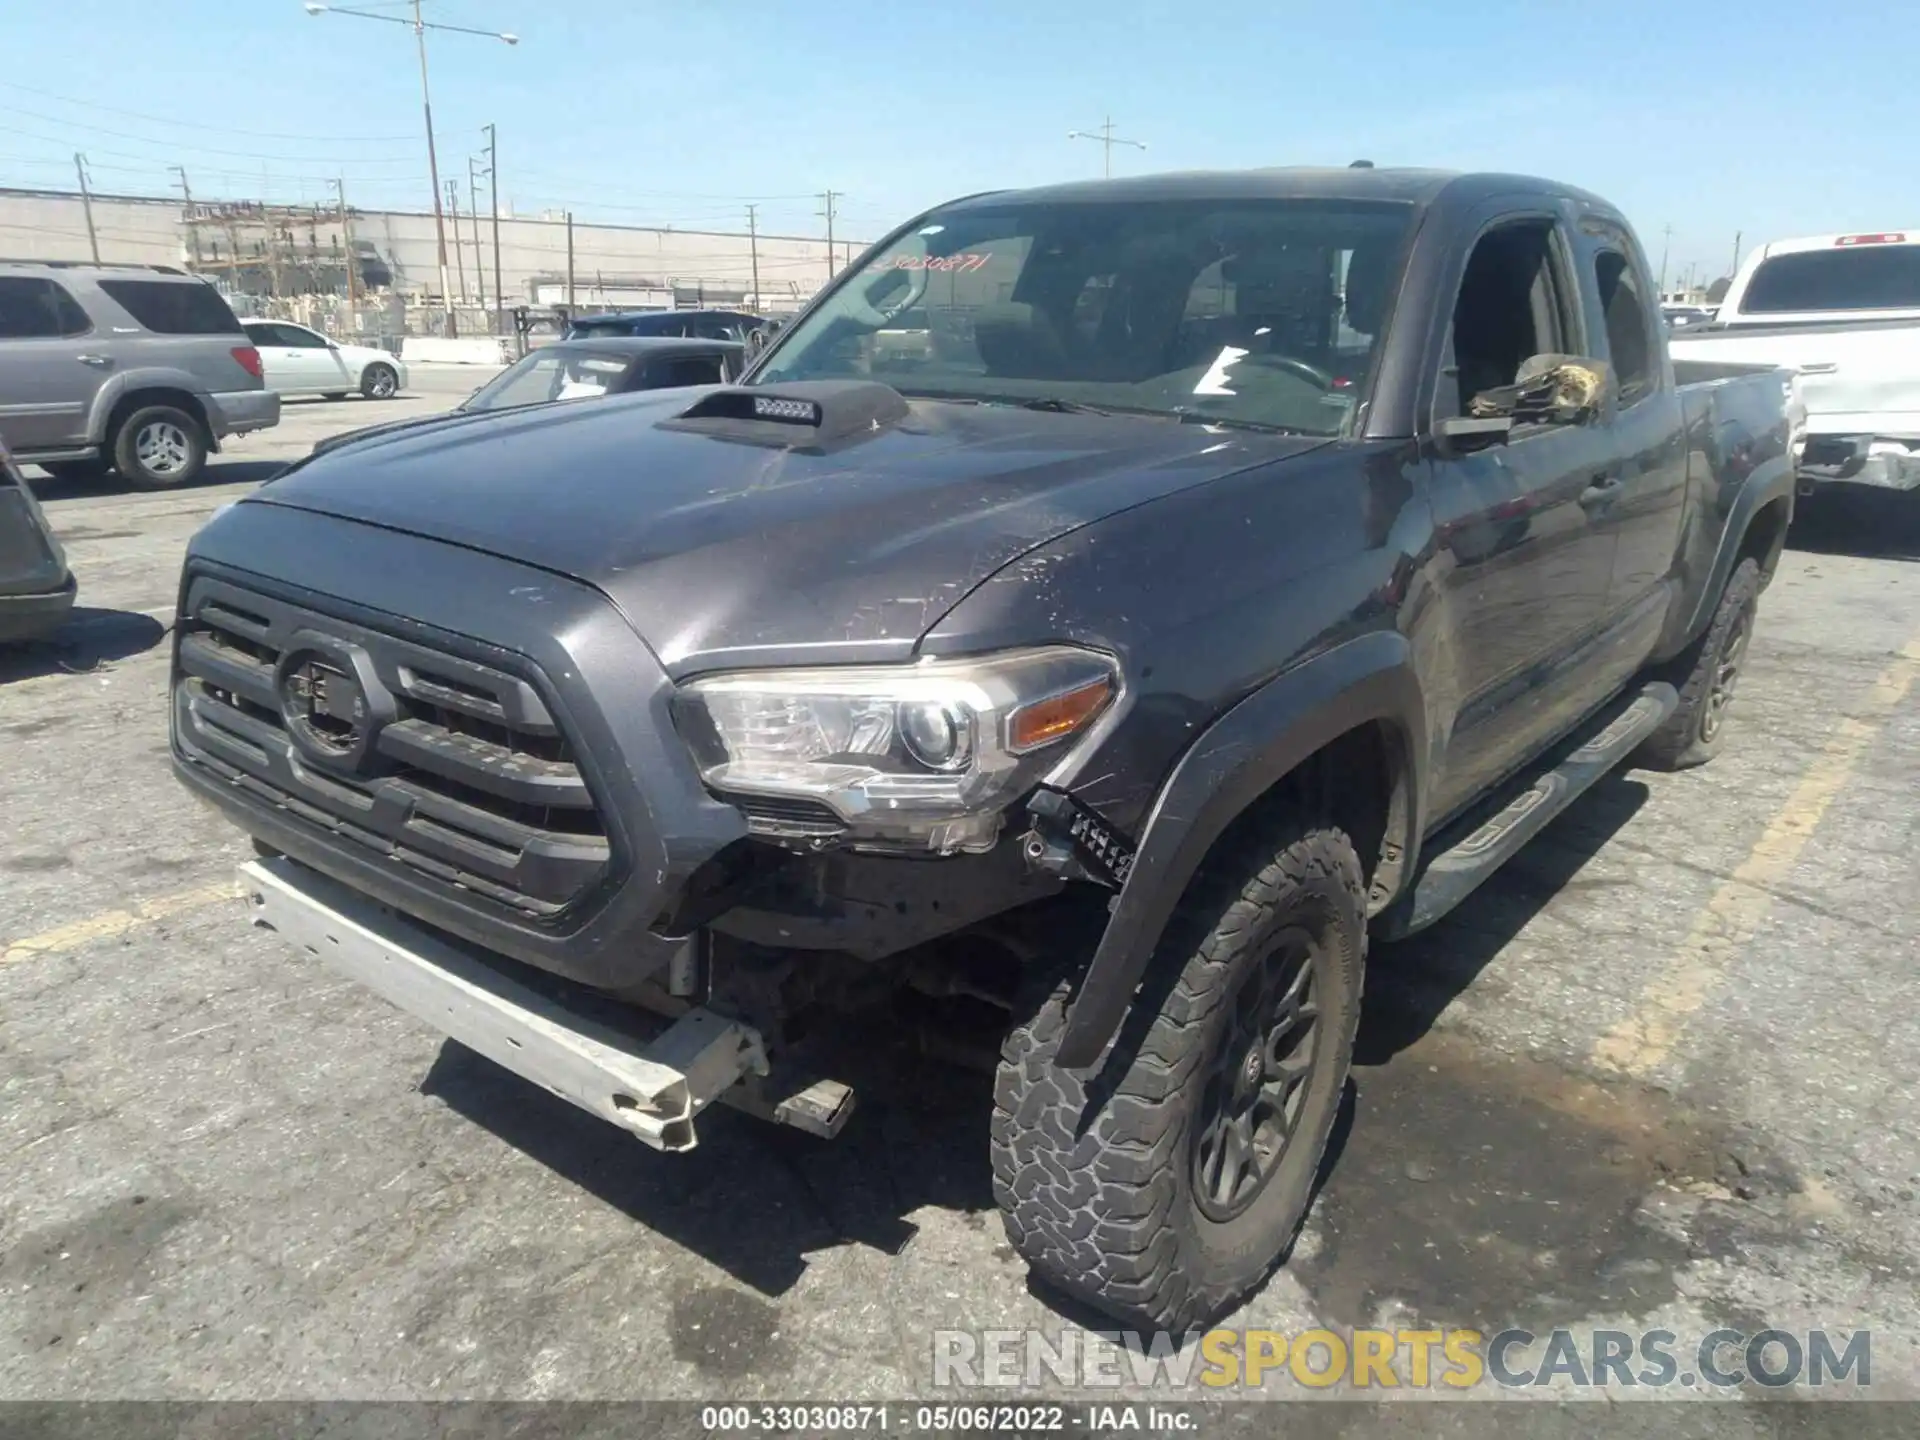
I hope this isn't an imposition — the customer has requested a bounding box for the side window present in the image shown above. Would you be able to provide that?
[656,355,725,388]
[242,322,275,346]
[1593,249,1654,404]
[693,318,737,341]
[282,325,329,349]
[1438,220,1571,422]
[97,279,243,335]
[0,277,91,338]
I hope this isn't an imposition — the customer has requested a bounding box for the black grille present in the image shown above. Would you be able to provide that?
[173,577,611,917]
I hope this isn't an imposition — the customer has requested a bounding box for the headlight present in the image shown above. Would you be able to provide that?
[673,646,1118,855]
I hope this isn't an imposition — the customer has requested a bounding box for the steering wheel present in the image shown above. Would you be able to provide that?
[842,266,928,330]
[1243,353,1338,390]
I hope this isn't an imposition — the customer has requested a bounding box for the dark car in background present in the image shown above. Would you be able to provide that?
[0,434,75,644]
[308,336,744,459]
[562,308,768,344]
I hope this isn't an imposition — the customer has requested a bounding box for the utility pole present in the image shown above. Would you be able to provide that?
[484,123,502,335]
[304,2,520,335]
[331,176,359,312]
[170,165,201,268]
[1067,116,1146,178]
[447,179,468,304]
[467,155,486,309]
[565,210,575,309]
[1730,230,1742,280]
[1658,223,1672,297]
[410,0,455,331]
[818,190,838,282]
[74,154,100,262]
[746,203,760,313]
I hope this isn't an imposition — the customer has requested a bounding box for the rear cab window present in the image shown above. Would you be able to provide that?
[0,276,92,338]
[1592,247,1656,406]
[97,279,244,335]
[1740,242,1920,313]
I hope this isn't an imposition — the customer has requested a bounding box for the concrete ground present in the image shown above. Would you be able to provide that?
[2,375,1917,1418]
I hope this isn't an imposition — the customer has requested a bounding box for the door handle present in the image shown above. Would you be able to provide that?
[1578,473,1623,509]
[76,354,113,367]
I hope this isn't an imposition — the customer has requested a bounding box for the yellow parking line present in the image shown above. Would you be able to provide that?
[0,881,243,967]
[1593,639,1920,1078]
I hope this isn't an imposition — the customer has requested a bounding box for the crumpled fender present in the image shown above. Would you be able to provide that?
[1054,629,1426,1069]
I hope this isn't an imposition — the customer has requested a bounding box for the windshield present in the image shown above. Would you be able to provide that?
[1741,245,1920,313]
[752,197,1415,435]
[464,350,630,411]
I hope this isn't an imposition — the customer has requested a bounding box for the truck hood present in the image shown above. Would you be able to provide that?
[248,388,1328,670]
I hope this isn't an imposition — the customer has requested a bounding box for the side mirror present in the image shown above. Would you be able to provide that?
[1434,415,1513,455]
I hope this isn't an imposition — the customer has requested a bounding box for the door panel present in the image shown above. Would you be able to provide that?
[1582,234,1689,618]
[1426,421,1618,819]
[0,277,99,451]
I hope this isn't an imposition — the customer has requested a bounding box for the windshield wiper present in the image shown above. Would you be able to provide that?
[1011,396,1113,416]
[1172,411,1318,437]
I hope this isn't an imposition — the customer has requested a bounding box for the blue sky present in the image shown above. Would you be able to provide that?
[0,0,1907,284]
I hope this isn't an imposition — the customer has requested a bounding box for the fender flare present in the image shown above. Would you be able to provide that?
[1054,629,1427,1069]
[1671,456,1795,650]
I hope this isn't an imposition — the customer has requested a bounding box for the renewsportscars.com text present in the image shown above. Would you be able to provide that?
[931,1326,1872,1392]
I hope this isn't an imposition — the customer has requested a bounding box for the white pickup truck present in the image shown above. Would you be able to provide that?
[1669,230,1920,493]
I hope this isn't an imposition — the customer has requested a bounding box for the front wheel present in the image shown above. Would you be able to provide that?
[992,814,1366,1331]
[111,406,207,490]
[360,363,398,400]
[1637,557,1762,770]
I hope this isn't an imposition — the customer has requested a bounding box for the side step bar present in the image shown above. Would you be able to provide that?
[240,858,854,1152]
[1385,681,1677,939]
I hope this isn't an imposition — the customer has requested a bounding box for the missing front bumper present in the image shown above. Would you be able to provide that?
[240,857,852,1151]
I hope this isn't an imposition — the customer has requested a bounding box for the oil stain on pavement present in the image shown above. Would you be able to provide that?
[1294,1024,1800,1331]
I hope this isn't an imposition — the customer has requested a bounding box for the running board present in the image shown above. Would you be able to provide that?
[1384,681,1677,939]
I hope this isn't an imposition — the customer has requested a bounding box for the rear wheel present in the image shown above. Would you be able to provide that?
[992,813,1366,1331]
[360,363,398,400]
[111,405,207,490]
[1638,557,1762,770]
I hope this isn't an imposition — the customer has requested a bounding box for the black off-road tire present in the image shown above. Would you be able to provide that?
[1637,558,1762,771]
[991,814,1367,1332]
[111,405,208,490]
[360,363,398,400]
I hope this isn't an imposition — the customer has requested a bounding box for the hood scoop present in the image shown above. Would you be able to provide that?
[657,380,910,453]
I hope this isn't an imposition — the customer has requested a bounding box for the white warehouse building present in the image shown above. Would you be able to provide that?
[0,186,866,321]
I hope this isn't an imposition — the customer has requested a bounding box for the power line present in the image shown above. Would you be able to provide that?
[0,79,416,142]
[0,106,421,163]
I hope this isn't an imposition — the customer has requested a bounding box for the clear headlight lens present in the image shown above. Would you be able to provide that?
[673,646,1118,854]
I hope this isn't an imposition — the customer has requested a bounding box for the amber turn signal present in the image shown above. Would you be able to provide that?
[1007,676,1115,753]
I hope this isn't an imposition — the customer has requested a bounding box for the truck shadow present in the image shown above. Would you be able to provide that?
[0,606,168,685]
[28,458,287,500]
[420,1014,994,1300]
[1787,486,1920,561]
[419,770,1653,1318]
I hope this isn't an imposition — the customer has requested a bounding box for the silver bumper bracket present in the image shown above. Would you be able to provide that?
[240,858,824,1153]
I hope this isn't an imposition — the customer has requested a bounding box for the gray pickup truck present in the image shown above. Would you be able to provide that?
[175,167,1802,1331]
[0,262,279,489]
